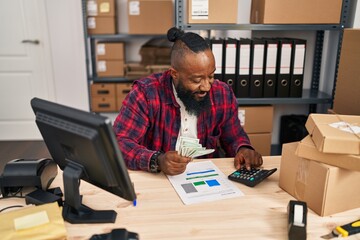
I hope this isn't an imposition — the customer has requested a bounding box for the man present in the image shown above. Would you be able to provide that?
[113,27,263,175]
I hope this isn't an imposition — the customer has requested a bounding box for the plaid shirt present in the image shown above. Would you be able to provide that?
[113,70,252,171]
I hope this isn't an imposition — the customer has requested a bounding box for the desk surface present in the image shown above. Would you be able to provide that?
[1,156,360,240]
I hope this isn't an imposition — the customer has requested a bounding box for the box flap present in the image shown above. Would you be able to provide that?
[296,136,360,171]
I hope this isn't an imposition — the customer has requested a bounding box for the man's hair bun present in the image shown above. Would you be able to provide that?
[167,27,184,42]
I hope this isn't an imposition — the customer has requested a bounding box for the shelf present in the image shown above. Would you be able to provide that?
[90,77,137,83]
[88,34,166,40]
[179,23,343,31]
[236,89,332,105]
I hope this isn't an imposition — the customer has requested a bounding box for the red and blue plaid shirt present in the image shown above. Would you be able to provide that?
[113,70,252,171]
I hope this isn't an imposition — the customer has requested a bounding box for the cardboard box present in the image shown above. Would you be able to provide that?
[125,63,150,78]
[248,133,271,156]
[238,105,274,133]
[128,0,174,34]
[279,142,360,216]
[250,0,342,24]
[87,17,116,35]
[305,114,360,155]
[96,60,125,77]
[187,0,238,24]
[96,42,124,60]
[333,29,360,115]
[296,135,360,171]
[91,83,116,97]
[91,97,117,112]
[116,83,133,109]
[87,0,115,17]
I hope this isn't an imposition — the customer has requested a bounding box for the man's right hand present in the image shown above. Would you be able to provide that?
[158,151,191,175]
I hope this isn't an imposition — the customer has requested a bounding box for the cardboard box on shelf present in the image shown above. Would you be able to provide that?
[96,42,124,60]
[296,135,360,171]
[250,0,342,24]
[279,142,360,216]
[91,96,117,112]
[128,0,174,34]
[116,83,133,109]
[238,105,274,134]
[87,17,116,35]
[333,29,360,115]
[87,0,116,17]
[305,114,360,155]
[91,83,116,97]
[125,63,150,78]
[96,60,125,77]
[248,133,271,156]
[187,0,238,24]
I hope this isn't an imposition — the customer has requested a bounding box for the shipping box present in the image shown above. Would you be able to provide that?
[87,0,116,17]
[187,0,238,24]
[128,0,173,34]
[97,60,125,77]
[279,142,360,216]
[96,42,124,60]
[296,135,360,171]
[87,17,116,35]
[333,29,360,115]
[250,0,342,24]
[238,105,274,133]
[305,114,360,155]
[248,133,271,156]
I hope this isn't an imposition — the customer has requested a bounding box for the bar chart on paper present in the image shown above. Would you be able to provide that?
[167,161,244,205]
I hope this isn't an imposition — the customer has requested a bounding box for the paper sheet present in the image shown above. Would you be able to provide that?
[167,161,244,205]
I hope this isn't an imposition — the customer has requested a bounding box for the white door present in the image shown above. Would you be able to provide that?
[0,0,55,140]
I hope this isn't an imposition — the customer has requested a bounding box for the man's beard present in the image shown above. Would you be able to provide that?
[175,82,211,117]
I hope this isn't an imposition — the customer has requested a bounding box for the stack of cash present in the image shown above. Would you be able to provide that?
[179,136,215,158]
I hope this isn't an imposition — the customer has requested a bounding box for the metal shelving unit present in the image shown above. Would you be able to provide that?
[174,0,357,110]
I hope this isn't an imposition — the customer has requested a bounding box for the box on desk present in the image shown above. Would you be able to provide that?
[279,142,360,216]
[250,0,342,24]
[296,135,360,172]
[305,114,360,155]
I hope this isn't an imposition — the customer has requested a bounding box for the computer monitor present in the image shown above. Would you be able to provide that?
[31,97,136,224]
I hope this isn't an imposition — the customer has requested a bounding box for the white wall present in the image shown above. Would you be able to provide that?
[45,0,89,111]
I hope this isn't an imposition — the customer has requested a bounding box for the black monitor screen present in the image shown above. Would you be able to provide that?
[31,97,136,224]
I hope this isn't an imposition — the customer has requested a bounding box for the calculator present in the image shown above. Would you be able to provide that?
[228,168,277,187]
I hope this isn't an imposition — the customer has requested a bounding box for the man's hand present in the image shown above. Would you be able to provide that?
[158,151,192,175]
[234,147,263,170]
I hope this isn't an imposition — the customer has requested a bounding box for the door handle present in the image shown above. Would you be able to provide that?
[21,39,40,45]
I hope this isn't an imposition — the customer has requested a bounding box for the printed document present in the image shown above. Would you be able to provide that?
[167,161,244,205]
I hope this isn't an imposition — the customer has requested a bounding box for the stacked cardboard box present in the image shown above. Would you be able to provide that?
[96,42,125,77]
[279,114,360,216]
[91,82,133,112]
[87,0,116,34]
[238,105,274,156]
[128,0,174,34]
[250,0,342,24]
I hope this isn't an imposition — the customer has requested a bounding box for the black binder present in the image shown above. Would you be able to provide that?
[210,39,225,81]
[263,38,278,98]
[276,38,293,97]
[289,38,306,97]
[223,38,238,93]
[250,38,265,98]
[236,38,252,98]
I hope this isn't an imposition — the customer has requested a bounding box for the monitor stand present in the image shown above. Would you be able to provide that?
[62,163,117,224]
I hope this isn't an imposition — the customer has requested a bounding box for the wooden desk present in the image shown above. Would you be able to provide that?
[1,156,360,239]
